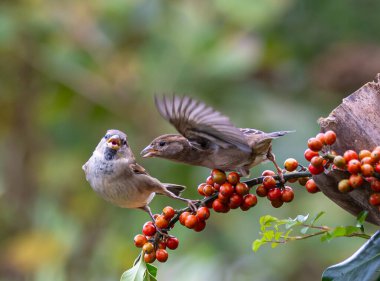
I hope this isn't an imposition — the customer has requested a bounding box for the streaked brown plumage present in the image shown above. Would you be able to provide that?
[83,129,193,219]
[141,96,292,177]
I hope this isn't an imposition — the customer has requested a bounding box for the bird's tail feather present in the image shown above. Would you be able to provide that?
[163,184,186,196]
[267,130,295,138]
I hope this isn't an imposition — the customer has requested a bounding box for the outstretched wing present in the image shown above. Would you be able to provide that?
[155,95,250,152]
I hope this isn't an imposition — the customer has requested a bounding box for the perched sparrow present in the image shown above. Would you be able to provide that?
[83,129,194,220]
[141,96,292,177]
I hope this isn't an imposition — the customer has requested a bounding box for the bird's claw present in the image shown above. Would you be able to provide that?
[187,199,199,212]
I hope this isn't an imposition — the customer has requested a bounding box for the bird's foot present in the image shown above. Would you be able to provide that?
[186,199,200,212]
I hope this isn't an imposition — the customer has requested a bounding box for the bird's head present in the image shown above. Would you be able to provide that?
[96,129,132,160]
[140,134,187,160]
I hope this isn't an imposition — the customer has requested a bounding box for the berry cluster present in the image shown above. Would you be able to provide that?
[199,170,257,212]
[255,168,296,208]
[303,130,380,208]
[134,209,180,263]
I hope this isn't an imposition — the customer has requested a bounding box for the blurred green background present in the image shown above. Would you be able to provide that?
[1,0,379,280]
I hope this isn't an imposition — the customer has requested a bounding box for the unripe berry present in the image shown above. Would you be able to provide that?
[338,179,351,193]
[143,242,155,254]
[284,158,298,172]
[333,155,346,169]
[211,169,227,185]
[134,234,148,248]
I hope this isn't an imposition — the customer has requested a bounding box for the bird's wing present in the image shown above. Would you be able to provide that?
[155,95,251,152]
[130,163,148,175]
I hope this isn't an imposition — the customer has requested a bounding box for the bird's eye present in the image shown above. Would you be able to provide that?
[159,141,166,147]
[122,139,127,146]
[104,134,111,139]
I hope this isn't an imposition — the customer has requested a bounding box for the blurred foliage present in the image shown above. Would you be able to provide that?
[0,0,379,280]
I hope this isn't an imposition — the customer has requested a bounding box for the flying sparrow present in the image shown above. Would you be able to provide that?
[83,129,194,220]
[141,96,292,178]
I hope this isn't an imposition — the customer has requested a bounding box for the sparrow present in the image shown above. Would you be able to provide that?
[83,129,194,220]
[141,95,292,178]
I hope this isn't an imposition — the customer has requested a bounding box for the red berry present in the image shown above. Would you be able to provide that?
[375,163,380,174]
[359,150,372,160]
[256,184,268,197]
[179,211,190,226]
[193,220,206,232]
[185,214,198,229]
[211,169,227,184]
[308,163,324,175]
[162,206,175,220]
[333,155,346,169]
[144,252,156,263]
[155,215,169,229]
[134,234,148,248]
[281,186,294,203]
[143,242,155,254]
[308,137,323,152]
[261,170,276,176]
[305,179,319,193]
[361,164,374,177]
[213,183,221,191]
[197,183,206,196]
[166,237,179,250]
[227,172,240,185]
[371,150,380,163]
[142,221,156,236]
[316,133,326,145]
[347,159,361,174]
[206,176,214,185]
[343,150,359,162]
[310,156,324,168]
[369,193,380,206]
[156,249,168,262]
[324,130,336,145]
[217,192,229,203]
[203,184,215,196]
[371,179,380,192]
[212,199,229,213]
[228,194,243,209]
[304,149,320,162]
[361,156,373,165]
[196,207,210,221]
[267,188,282,201]
[244,194,257,207]
[220,182,234,197]
[157,241,167,249]
[349,174,364,188]
[338,179,351,193]
[235,182,249,196]
[284,158,298,172]
[263,176,276,189]
[271,199,284,208]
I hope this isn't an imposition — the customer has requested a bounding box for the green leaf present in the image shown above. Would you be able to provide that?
[260,215,278,231]
[310,211,325,226]
[263,230,275,241]
[274,231,283,241]
[121,253,157,281]
[330,226,347,238]
[322,231,380,281]
[321,232,332,242]
[356,211,368,228]
[252,239,266,252]
[271,242,280,248]
[283,229,292,240]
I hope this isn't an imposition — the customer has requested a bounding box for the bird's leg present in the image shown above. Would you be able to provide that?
[139,205,169,237]
[163,191,199,212]
[139,205,156,222]
[267,146,285,184]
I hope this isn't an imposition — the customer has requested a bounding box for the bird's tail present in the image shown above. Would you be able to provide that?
[267,130,295,139]
[163,184,186,196]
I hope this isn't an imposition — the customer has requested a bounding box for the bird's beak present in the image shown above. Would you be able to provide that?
[140,145,158,158]
[106,135,121,150]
